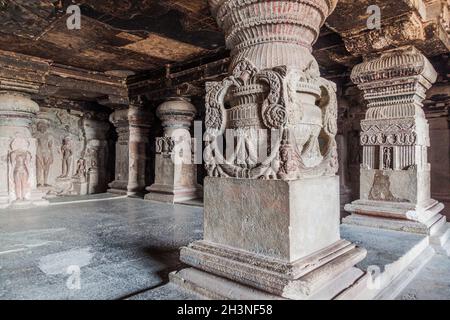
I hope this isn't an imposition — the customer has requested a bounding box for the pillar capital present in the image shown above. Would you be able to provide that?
[351,46,437,107]
[109,108,129,129]
[128,97,153,129]
[156,97,196,134]
[0,91,39,114]
[0,91,40,138]
[209,0,337,70]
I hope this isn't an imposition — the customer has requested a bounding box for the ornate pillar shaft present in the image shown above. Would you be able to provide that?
[0,91,48,208]
[108,105,152,196]
[344,46,445,234]
[175,0,367,300]
[145,97,202,203]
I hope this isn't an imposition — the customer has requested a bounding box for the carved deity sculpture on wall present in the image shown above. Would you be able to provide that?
[9,139,32,201]
[35,120,54,187]
[59,136,73,178]
[73,158,87,183]
[86,148,99,169]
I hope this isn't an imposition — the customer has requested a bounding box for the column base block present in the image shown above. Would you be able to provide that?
[107,180,128,196]
[178,176,366,299]
[73,181,88,196]
[107,189,128,196]
[144,184,203,204]
[179,240,366,300]
[344,199,445,235]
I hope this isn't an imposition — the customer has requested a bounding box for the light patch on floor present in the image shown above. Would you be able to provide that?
[38,248,94,275]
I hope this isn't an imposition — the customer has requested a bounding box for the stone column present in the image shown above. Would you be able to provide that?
[344,46,446,234]
[337,97,353,217]
[108,105,151,196]
[0,91,48,209]
[83,114,110,194]
[127,105,152,197]
[108,108,130,195]
[145,97,202,203]
[428,115,450,219]
[174,0,367,300]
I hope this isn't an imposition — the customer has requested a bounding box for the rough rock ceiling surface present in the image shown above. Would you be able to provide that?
[0,0,224,72]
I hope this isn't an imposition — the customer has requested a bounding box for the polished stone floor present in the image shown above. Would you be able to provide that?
[0,197,202,300]
[1,195,449,300]
[398,254,450,300]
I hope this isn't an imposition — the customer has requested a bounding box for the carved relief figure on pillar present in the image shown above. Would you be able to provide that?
[73,158,87,183]
[9,138,32,202]
[58,136,74,179]
[0,91,48,209]
[36,120,54,187]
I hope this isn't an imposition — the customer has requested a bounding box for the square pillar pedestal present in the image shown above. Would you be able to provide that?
[176,176,366,300]
[144,153,202,203]
[344,168,446,235]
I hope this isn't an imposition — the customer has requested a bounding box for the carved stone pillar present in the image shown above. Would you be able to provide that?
[0,91,48,209]
[175,0,367,300]
[108,105,151,196]
[127,105,152,196]
[145,97,202,203]
[108,109,130,195]
[83,114,110,194]
[344,46,446,234]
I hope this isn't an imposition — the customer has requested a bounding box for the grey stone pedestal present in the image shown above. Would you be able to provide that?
[177,177,366,300]
[145,152,202,204]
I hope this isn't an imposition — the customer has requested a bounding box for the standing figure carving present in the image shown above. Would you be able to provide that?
[36,121,54,187]
[9,139,32,202]
[73,158,87,182]
[59,136,73,178]
[383,147,392,170]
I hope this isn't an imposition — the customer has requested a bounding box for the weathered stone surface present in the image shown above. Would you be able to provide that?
[180,239,366,300]
[201,177,340,261]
